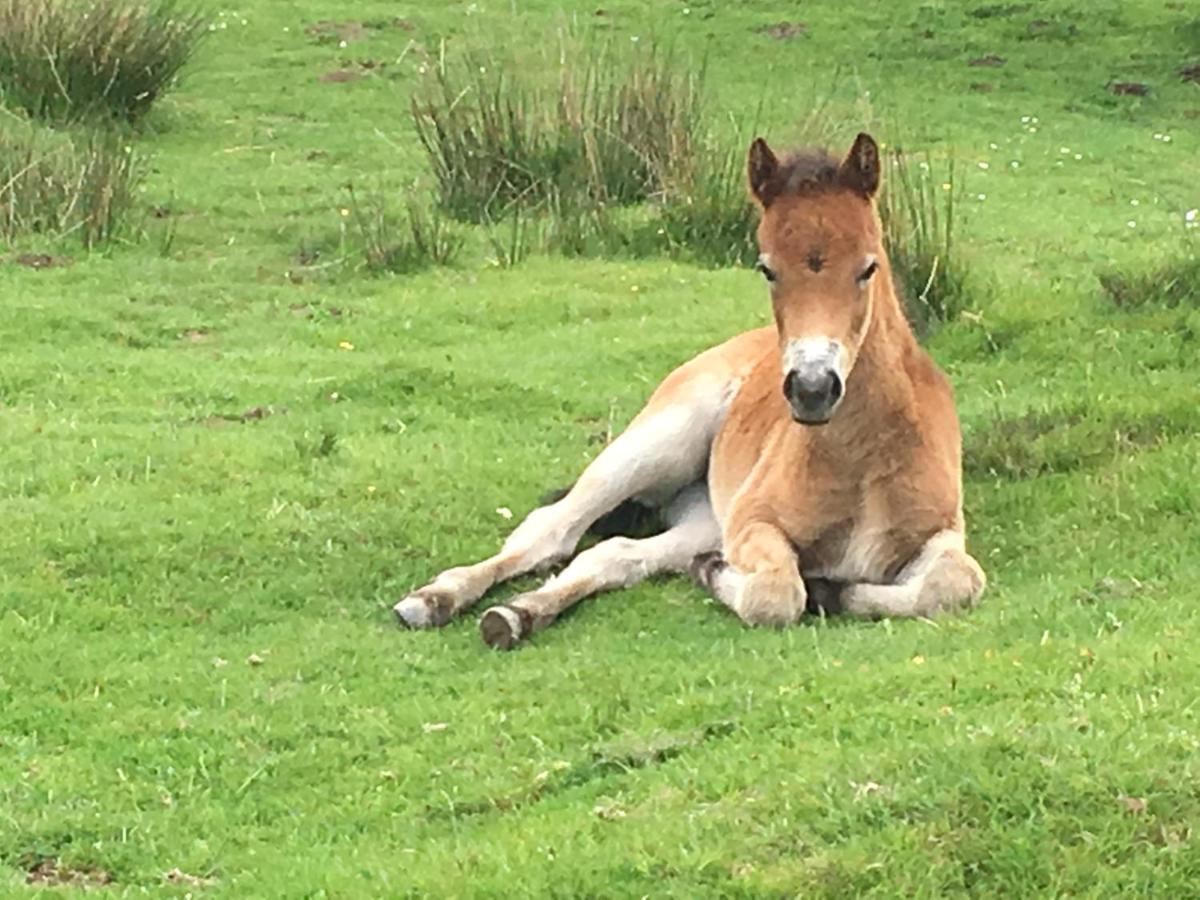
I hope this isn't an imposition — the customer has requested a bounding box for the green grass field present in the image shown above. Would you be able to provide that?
[2,0,1199,895]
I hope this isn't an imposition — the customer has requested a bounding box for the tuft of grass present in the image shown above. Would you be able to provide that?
[657,142,758,268]
[0,0,207,124]
[1100,248,1200,309]
[411,38,702,224]
[345,186,463,275]
[965,401,1197,481]
[0,117,143,247]
[483,208,533,269]
[879,146,971,335]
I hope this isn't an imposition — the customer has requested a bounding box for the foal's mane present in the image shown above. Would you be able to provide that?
[771,148,843,198]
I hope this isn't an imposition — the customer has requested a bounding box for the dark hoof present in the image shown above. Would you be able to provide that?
[802,577,846,616]
[480,606,527,650]
[689,551,727,590]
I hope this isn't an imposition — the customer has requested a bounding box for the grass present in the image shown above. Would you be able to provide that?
[412,36,701,223]
[880,146,971,334]
[658,140,759,267]
[0,115,143,247]
[1100,242,1200,308]
[0,0,207,124]
[345,186,463,275]
[2,0,1200,895]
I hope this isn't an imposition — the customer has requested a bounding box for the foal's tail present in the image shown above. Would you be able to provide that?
[539,485,665,539]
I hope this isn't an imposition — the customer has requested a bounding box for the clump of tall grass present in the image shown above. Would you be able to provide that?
[0,0,207,124]
[345,186,463,275]
[411,38,702,223]
[657,142,758,267]
[878,147,970,335]
[1,117,143,246]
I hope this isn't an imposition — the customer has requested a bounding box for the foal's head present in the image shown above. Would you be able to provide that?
[748,132,886,425]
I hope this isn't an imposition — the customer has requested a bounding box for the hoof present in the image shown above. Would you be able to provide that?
[689,551,727,590]
[480,606,527,650]
[735,573,806,628]
[393,591,454,629]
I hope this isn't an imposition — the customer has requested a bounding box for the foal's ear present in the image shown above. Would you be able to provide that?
[747,137,781,207]
[839,132,881,198]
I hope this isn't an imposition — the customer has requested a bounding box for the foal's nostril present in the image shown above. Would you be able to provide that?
[782,369,799,402]
[828,371,844,404]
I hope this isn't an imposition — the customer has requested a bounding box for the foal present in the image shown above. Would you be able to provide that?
[395,133,986,649]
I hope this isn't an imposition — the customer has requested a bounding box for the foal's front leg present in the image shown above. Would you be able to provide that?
[695,520,807,627]
[838,530,986,619]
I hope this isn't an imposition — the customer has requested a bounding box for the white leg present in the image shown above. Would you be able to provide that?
[479,484,720,649]
[395,392,730,629]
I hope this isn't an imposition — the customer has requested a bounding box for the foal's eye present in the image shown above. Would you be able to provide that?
[755,259,777,283]
[857,261,879,283]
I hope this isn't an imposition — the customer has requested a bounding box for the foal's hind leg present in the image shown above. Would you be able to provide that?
[479,483,719,649]
[394,381,732,629]
[838,530,986,619]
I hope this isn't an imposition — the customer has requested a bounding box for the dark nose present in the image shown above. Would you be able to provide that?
[783,368,843,423]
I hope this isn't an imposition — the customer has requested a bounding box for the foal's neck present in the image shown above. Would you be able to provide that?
[827,282,920,444]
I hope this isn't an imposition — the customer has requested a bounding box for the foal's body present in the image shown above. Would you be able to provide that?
[395,134,985,648]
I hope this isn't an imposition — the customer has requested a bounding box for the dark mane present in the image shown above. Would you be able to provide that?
[774,148,841,197]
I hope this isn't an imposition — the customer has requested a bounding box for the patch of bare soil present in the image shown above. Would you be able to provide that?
[26,859,113,889]
[288,304,343,319]
[200,405,287,427]
[164,867,217,887]
[969,54,1006,67]
[320,69,362,84]
[1181,63,1200,84]
[754,21,807,40]
[306,20,367,43]
[1108,81,1149,96]
[10,253,73,269]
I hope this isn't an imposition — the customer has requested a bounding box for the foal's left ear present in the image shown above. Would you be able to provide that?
[839,132,881,198]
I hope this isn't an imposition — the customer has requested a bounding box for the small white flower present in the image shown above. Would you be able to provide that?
[1163,135,1172,142]
[1020,115,1031,123]
[1130,199,1139,206]
[496,506,513,520]
[1074,153,1082,160]
[1127,220,1137,228]
[989,142,999,150]
[1060,147,1071,154]
[1153,133,1162,140]
[1185,209,1198,222]
[1028,126,1038,133]
[977,161,990,170]
[976,193,987,201]
[1032,117,1039,124]
[1010,161,1019,168]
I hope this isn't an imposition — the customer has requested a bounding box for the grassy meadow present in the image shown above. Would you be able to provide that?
[2,0,1199,895]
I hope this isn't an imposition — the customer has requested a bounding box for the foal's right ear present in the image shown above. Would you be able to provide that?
[747,137,781,208]
[838,132,881,198]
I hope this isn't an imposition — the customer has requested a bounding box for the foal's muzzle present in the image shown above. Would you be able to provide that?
[783,366,843,424]
[781,337,847,425]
